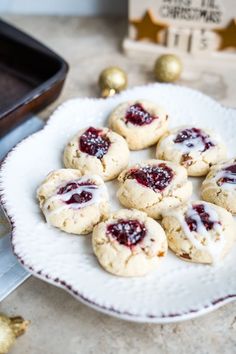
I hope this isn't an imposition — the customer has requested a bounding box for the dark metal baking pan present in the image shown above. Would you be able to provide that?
[0,18,69,137]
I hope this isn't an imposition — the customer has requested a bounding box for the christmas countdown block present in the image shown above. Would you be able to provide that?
[124,0,236,61]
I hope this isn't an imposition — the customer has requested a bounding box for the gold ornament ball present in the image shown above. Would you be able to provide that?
[0,315,29,354]
[98,66,128,98]
[154,54,182,83]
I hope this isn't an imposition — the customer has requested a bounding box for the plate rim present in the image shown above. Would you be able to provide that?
[1,83,236,324]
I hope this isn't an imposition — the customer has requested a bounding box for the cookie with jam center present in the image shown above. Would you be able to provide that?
[63,126,130,181]
[109,100,168,150]
[117,159,192,219]
[201,158,236,214]
[156,126,227,176]
[92,209,168,277]
[37,169,109,234]
[162,201,235,264]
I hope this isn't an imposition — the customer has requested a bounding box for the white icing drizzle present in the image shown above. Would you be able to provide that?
[213,163,236,191]
[168,202,225,263]
[43,175,107,221]
[160,128,215,155]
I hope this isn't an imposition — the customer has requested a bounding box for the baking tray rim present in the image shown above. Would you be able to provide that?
[0,18,69,121]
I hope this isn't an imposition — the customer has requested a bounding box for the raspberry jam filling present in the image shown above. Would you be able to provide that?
[107,219,146,247]
[58,181,96,205]
[79,127,110,159]
[185,204,219,232]
[125,103,157,126]
[174,128,214,152]
[217,163,236,186]
[127,163,174,192]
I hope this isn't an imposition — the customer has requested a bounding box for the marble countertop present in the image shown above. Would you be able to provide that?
[1,15,236,354]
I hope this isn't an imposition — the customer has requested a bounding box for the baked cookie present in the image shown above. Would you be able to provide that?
[201,158,236,214]
[92,209,168,277]
[162,201,235,264]
[117,159,192,219]
[37,169,109,235]
[63,126,129,181]
[109,99,168,150]
[156,126,227,176]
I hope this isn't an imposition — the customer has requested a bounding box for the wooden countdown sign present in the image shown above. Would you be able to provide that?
[123,0,236,60]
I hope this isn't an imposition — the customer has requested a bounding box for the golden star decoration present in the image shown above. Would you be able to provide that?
[130,9,168,44]
[214,19,236,50]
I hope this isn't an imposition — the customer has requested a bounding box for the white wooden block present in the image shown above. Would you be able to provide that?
[167,27,191,52]
[190,29,218,54]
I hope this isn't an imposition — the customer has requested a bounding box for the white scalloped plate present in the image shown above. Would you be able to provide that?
[1,84,236,323]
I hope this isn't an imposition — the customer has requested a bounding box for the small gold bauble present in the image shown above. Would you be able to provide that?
[154,54,182,83]
[98,66,128,98]
[0,315,29,354]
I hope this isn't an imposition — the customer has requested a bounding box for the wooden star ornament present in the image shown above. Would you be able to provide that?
[130,9,168,44]
[214,19,236,50]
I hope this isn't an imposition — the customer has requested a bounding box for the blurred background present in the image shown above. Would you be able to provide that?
[0,0,127,15]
